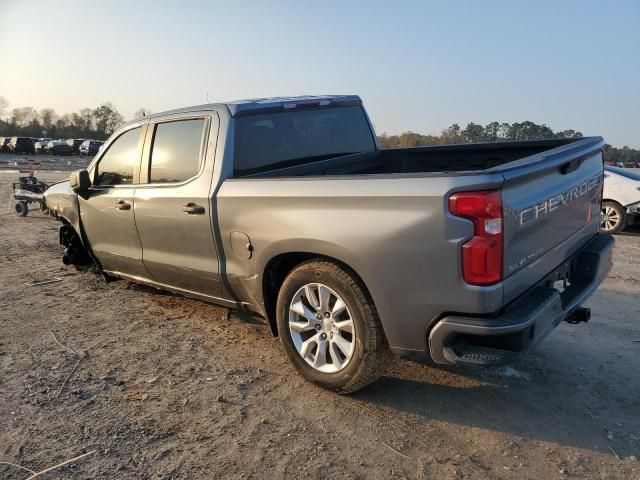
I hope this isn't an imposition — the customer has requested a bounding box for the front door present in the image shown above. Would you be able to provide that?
[80,125,148,278]
[133,114,222,297]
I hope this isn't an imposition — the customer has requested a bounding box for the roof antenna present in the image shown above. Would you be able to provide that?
[206,91,209,103]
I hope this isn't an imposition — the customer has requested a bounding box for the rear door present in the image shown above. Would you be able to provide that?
[80,124,148,277]
[133,113,222,297]
[500,138,604,289]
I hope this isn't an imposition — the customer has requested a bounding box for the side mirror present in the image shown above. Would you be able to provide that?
[70,169,91,193]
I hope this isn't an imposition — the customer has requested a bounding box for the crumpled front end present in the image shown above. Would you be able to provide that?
[44,180,80,228]
[44,180,93,267]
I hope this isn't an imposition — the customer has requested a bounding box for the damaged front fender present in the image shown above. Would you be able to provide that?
[44,180,93,267]
[44,180,81,233]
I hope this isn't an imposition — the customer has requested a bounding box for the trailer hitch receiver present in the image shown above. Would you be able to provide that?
[564,307,591,324]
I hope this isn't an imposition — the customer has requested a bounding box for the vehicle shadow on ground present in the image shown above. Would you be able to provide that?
[352,285,639,455]
[354,359,629,454]
[127,282,267,326]
[116,262,638,456]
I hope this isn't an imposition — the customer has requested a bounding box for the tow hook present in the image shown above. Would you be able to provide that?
[565,307,591,324]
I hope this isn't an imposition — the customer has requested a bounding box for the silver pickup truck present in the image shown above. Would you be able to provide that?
[45,95,614,393]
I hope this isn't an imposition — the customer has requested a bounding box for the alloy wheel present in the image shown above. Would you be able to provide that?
[288,283,355,373]
[601,206,621,232]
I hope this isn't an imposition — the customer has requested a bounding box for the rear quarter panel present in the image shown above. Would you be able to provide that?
[217,173,504,354]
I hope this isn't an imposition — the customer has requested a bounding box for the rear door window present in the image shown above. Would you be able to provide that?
[148,119,206,183]
[94,127,141,186]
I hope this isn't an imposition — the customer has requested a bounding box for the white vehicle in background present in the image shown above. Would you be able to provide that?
[601,167,640,233]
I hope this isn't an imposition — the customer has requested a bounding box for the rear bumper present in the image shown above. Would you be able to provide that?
[428,233,614,366]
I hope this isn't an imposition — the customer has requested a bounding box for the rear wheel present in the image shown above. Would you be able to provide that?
[601,201,626,233]
[14,201,28,217]
[276,259,392,394]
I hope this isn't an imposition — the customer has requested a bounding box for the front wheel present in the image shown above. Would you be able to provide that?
[601,201,626,233]
[276,259,392,394]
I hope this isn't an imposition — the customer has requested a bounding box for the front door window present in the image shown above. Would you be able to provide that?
[95,127,141,186]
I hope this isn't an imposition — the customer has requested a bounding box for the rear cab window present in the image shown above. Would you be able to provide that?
[233,106,375,176]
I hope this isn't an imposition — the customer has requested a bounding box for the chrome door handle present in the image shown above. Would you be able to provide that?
[182,203,205,214]
[116,200,131,210]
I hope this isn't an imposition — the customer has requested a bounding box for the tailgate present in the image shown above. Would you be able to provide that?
[500,137,605,281]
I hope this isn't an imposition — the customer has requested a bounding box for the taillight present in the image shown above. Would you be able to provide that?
[449,190,503,285]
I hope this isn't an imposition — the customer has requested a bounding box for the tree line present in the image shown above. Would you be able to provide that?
[0,96,637,164]
[0,96,149,141]
[603,144,640,166]
[378,121,584,148]
[379,122,638,165]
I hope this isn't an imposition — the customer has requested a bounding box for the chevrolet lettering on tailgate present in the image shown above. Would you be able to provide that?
[519,172,603,225]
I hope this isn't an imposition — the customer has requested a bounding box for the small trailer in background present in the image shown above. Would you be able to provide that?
[12,173,49,216]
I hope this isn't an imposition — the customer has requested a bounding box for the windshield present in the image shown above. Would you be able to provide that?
[606,166,640,181]
[233,106,375,176]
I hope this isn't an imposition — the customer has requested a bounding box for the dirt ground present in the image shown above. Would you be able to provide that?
[0,170,638,479]
[0,153,91,173]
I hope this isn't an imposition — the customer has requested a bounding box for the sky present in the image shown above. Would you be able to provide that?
[0,0,638,147]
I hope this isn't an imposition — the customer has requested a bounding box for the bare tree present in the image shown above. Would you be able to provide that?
[77,108,95,132]
[9,107,38,127]
[0,96,8,120]
[94,102,124,136]
[39,108,58,131]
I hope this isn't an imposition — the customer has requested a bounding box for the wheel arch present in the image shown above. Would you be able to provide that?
[261,251,376,338]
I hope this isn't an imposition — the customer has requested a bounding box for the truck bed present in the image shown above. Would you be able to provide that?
[224,134,605,354]
[243,138,579,178]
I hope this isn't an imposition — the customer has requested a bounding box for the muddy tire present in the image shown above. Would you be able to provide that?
[14,201,28,217]
[276,259,392,394]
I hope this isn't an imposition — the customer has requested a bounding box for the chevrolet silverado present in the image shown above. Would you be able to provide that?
[44,95,614,393]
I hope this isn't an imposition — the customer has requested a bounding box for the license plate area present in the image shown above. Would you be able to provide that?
[542,258,580,307]
[537,234,612,311]
[545,261,572,291]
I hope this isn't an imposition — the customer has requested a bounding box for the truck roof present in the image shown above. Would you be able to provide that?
[144,95,362,121]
